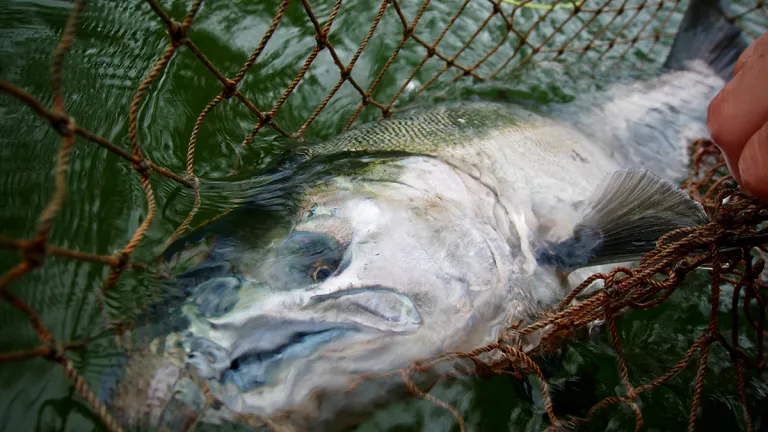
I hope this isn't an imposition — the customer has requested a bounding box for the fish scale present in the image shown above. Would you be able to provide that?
[311,103,528,155]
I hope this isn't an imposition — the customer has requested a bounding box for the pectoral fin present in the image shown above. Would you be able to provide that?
[536,169,709,271]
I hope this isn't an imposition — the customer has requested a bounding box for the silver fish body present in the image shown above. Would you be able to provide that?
[103,0,747,430]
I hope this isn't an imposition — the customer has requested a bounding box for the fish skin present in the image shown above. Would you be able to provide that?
[103,0,749,429]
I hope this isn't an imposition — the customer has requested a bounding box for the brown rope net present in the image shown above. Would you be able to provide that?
[0,0,766,431]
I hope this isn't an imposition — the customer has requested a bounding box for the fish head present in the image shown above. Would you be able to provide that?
[110,156,561,429]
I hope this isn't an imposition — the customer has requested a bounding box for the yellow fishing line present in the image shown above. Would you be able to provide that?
[502,0,585,10]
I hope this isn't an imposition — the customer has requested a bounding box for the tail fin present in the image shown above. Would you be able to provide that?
[663,0,748,80]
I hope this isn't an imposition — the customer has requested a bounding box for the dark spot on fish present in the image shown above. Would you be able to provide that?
[666,103,680,114]
[484,238,499,270]
[570,150,588,163]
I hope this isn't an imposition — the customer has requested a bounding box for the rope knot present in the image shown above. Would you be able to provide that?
[169,21,187,46]
[315,31,328,50]
[132,159,151,177]
[222,79,237,99]
[603,278,622,299]
[45,340,64,360]
[23,238,47,268]
[113,250,131,272]
[50,113,75,137]
[187,175,200,191]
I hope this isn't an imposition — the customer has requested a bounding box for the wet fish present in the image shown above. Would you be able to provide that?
[102,0,747,430]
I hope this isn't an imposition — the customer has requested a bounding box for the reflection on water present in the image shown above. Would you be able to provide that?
[0,0,765,431]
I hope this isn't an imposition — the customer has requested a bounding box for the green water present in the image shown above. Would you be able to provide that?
[0,0,766,431]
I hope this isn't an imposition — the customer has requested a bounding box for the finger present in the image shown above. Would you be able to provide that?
[738,121,768,201]
[733,31,768,76]
[707,51,768,181]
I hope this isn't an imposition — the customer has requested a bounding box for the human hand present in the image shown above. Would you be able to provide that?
[707,32,768,201]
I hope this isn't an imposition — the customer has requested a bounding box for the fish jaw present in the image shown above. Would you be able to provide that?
[178,282,426,389]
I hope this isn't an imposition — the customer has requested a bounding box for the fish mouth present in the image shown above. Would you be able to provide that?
[224,321,355,392]
[186,285,422,392]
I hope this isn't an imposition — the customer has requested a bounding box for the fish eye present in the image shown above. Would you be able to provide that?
[311,264,335,282]
[267,231,345,289]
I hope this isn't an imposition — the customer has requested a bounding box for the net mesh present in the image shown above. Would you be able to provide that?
[0,0,766,431]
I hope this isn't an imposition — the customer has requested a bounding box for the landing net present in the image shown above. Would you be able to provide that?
[0,1,766,431]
